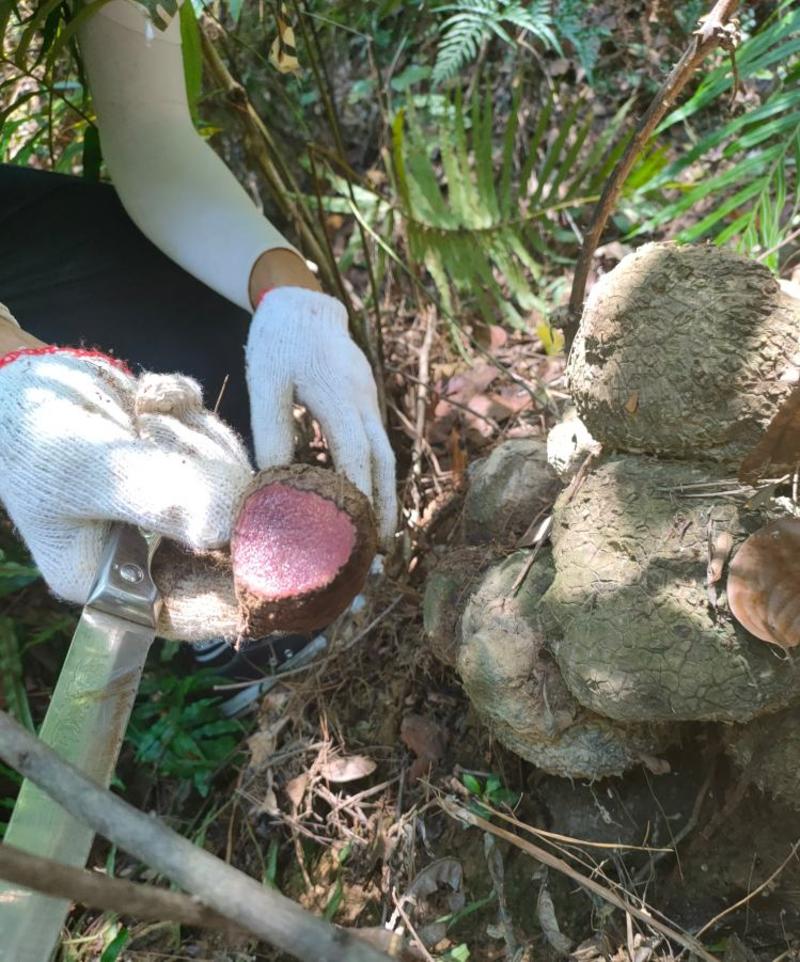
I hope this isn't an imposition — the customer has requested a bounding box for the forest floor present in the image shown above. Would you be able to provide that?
[2,2,800,959]
[5,313,798,962]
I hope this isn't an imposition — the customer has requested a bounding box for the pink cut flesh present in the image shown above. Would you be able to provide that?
[232,483,357,600]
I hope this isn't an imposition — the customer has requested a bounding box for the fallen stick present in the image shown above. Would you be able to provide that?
[0,843,242,936]
[438,797,721,962]
[566,0,741,328]
[0,710,391,962]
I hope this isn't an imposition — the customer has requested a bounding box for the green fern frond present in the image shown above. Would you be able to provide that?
[390,85,629,332]
[432,0,558,86]
[551,0,611,82]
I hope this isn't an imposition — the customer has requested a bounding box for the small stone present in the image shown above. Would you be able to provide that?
[546,411,598,480]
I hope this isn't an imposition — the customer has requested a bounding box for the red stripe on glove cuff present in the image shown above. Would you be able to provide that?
[254,286,274,307]
[0,346,132,375]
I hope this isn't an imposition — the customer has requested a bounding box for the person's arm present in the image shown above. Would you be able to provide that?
[77,0,316,311]
[0,309,44,353]
[77,2,398,543]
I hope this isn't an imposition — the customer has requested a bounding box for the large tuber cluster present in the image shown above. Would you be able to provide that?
[424,243,800,794]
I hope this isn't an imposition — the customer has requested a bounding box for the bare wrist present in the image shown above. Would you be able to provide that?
[248,249,321,309]
[0,315,46,354]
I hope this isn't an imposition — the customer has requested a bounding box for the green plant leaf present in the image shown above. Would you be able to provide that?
[99,925,130,962]
[461,772,482,795]
[180,0,203,123]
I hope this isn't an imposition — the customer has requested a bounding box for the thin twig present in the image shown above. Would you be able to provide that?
[438,797,721,962]
[213,595,404,692]
[695,840,800,938]
[410,309,437,526]
[292,0,386,383]
[567,0,741,326]
[199,27,344,302]
[390,889,436,962]
[0,710,393,962]
[0,843,242,936]
[633,758,717,884]
[475,797,672,854]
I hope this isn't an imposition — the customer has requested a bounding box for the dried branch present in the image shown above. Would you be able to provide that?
[566,0,741,329]
[199,27,346,305]
[695,839,800,938]
[0,710,392,962]
[0,843,242,936]
[438,797,721,962]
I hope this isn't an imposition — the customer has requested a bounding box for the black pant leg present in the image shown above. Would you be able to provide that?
[0,165,253,442]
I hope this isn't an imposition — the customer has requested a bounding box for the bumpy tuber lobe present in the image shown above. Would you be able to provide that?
[727,518,800,649]
[231,465,377,635]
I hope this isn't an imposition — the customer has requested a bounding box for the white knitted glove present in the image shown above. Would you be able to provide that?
[0,348,253,604]
[246,287,397,545]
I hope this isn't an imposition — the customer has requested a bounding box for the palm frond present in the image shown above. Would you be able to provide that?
[631,1,800,268]
[389,86,630,331]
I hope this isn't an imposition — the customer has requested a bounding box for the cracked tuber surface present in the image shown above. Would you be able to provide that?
[424,549,671,778]
[543,455,799,724]
[567,243,800,464]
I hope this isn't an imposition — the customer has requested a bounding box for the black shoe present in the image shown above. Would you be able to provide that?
[190,631,328,717]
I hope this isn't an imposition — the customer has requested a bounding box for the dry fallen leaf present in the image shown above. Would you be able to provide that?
[320,754,377,783]
[727,518,800,648]
[247,729,277,771]
[406,857,463,899]
[537,882,573,955]
[285,772,309,810]
[400,714,447,781]
[624,391,639,414]
[739,382,800,482]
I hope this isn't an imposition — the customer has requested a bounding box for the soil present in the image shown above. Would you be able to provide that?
[94,538,800,962]
[4,314,800,961]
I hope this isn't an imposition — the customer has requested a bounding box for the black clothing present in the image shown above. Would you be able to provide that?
[0,164,253,441]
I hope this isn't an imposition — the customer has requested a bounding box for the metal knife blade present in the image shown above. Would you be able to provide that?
[0,524,162,962]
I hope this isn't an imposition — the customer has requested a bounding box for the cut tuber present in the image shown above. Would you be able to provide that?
[231,465,377,635]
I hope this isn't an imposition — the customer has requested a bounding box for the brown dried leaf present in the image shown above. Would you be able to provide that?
[260,786,279,816]
[406,857,463,899]
[537,884,573,956]
[247,729,277,771]
[429,364,501,444]
[320,754,377,783]
[624,391,639,414]
[285,772,309,810]
[400,714,447,780]
[739,383,800,483]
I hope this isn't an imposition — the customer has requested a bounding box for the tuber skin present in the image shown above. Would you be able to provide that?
[543,454,799,724]
[231,465,377,636]
[567,243,800,464]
